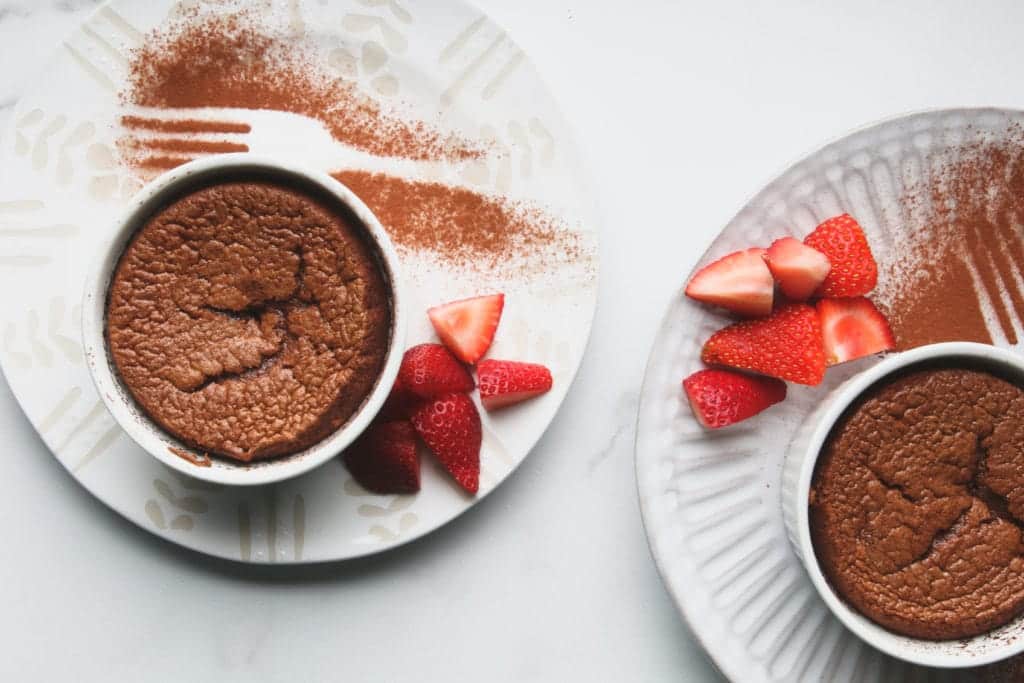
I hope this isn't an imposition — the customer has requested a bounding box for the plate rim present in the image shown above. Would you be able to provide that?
[0,0,602,564]
[634,105,1024,681]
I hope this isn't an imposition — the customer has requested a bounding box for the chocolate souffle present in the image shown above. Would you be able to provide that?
[810,366,1024,640]
[106,179,391,462]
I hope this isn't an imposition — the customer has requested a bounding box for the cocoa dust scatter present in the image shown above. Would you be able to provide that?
[332,170,585,273]
[124,13,485,162]
[882,125,1024,349]
[168,447,211,468]
[115,11,590,281]
[121,115,251,134]
[117,135,249,171]
[882,255,993,350]
[132,139,249,154]
[135,156,192,171]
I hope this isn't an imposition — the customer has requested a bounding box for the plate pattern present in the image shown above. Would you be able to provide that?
[0,0,598,562]
[636,109,1024,682]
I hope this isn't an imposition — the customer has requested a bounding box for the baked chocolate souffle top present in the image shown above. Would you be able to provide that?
[810,367,1024,640]
[106,179,391,462]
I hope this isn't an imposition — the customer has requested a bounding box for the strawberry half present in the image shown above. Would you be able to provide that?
[816,297,896,365]
[803,214,877,297]
[684,248,774,317]
[343,421,420,494]
[764,237,831,301]
[683,368,786,429]
[477,359,553,410]
[428,293,504,364]
[398,343,474,399]
[378,376,420,421]
[701,302,826,385]
[411,393,482,494]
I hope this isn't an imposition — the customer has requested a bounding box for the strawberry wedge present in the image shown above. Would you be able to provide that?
[685,248,774,317]
[816,297,895,365]
[701,303,826,385]
[411,393,482,494]
[804,214,878,298]
[683,368,786,429]
[379,376,421,421]
[428,293,504,365]
[398,343,474,399]
[343,421,420,494]
[478,359,553,410]
[764,237,831,301]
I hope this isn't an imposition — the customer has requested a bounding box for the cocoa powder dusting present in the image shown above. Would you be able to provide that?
[114,10,591,281]
[124,13,484,162]
[882,257,992,349]
[121,115,251,134]
[169,447,211,468]
[882,125,1024,348]
[137,156,192,171]
[133,139,248,154]
[332,170,583,273]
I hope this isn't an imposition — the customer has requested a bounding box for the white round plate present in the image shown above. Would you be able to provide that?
[0,0,598,562]
[636,108,1024,681]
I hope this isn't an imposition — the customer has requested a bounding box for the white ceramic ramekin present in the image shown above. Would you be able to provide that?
[782,342,1024,668]
[81,154,406,486]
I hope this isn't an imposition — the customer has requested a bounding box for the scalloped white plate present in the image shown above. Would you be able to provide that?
[636,108,1024,681]
[0,0,598,563]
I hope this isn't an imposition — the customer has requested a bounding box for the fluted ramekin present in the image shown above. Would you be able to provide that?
[81,154,406,486]
[782,342,1024,668]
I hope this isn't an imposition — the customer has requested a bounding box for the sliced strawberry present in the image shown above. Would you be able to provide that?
[701,302,826,385]
[764,237,831,301]
[378,376,420,421]
[816,297,895,365]
[398,343,474,399]
[803,214,877,297]
[477,359,553,410]
[683,368,786,429]
[684,248,774,317]
[343,421,420,494]
[411,393,481,494]
[428,293,504,364]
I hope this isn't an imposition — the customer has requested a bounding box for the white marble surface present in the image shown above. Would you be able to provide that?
[3,1,1024,681]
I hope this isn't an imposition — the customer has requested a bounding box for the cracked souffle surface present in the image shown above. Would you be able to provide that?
[107,180,391,462]
[810,367,1024,640]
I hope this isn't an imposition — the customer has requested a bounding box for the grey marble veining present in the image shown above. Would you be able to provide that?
[0,0,100,15]
[0,3,709,680]
[586,390,639,475]
[8,0,1024,681]
[0,0,102,131]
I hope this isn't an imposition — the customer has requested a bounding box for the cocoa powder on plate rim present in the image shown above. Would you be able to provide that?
[881,126,1024,349]
[119,11,590,281]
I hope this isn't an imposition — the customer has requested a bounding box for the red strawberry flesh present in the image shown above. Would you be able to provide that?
[428,293,504,364]
[685,247,774,317]
[683,368,786,428]
[701,302,826,385]
[764,237,831,301]
[816,297,896,365]
[478,359,553,410]
[343,421,420,494]
[803,214,878,297]
[398,343,474,399]
[379,376,420,421]
[411,393,482,494]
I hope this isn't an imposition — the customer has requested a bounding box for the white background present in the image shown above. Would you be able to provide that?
[2,1,1024,680]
